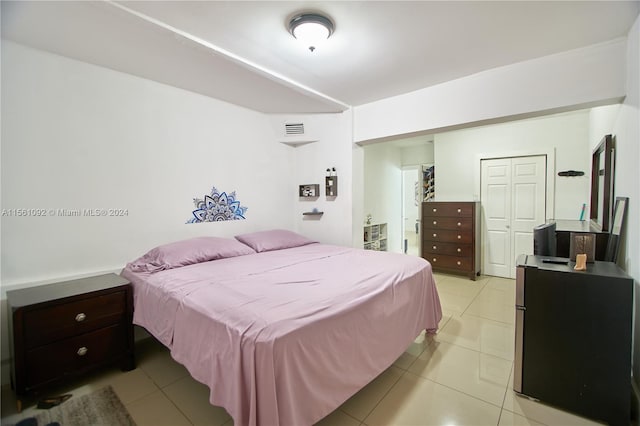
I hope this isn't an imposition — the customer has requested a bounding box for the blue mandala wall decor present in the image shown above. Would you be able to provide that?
[186,186,248,223]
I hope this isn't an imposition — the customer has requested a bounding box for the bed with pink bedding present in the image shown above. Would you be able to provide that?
[121,230,442,426]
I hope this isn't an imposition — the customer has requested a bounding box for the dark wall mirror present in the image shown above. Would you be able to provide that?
[605,197,628,263]
[590,134,615,232]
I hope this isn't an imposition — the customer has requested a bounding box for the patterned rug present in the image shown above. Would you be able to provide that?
[12,386,136,426]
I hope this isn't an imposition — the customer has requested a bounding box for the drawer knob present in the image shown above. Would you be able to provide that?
[457,222,461,226]
[457,235,462,239]
[75,313,87,322]
[457,208,462,213]
[77,347,88,356]
[432,208,437,212]
[433,233,437,238]
[433,221,437,225]
[457,261,462,266]
[457,248,462,253]
[433,245,437,250]
[432,258,437,262]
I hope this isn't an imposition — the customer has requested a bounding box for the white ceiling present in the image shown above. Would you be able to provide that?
[2,1,639,114]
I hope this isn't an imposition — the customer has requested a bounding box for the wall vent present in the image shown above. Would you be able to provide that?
[285,123,305,136]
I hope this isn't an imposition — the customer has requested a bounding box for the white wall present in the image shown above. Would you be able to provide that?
[400,144,434,166]
[589,15,640,389]
[267,113,353,247]
[434,110,591,221]
[353,39,626,143]
[363,144,403,253]
[0,41,296,288]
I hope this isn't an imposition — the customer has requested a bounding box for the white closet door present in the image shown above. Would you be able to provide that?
[482,158,512,278]
[482,156,546,278]
[510,156,546,273]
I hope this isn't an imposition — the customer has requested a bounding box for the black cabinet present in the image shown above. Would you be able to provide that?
[515,255,632,425]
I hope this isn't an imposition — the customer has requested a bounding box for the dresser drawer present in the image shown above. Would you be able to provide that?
[423,229,473,244]
[423,203,473,217]
[423,242,473,256]
[25,324,126,389]
[422,216,473,231]
[24,291,126,348]
[427,254,473,271]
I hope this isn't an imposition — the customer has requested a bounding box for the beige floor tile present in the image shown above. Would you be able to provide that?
[498,409,546,425]
[503,368,603,425]
[339,366,403,421]
[437,289,476,314]
[393,330,434,369]
[363,372,501,426]
[163,375,231,426]
[465,287,515,324]
[101,368,159,404]
[316,409,362,426]
[435,275,488,299]
[138,338,190,388]
[408,341,511,406]
[437,313,515,360]
[126,389,192,426]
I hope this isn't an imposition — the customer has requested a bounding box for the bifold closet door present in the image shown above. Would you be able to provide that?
[481,156,546,278]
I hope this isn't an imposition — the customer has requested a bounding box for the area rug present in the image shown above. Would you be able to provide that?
[13,386,136,426]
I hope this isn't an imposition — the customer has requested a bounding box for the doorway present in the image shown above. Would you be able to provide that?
[401,166,421,255]
[481,155,546,278]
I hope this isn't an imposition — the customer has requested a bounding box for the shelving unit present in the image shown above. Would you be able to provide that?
[423,165,435,201]
[325,176,338,196]
[363,223,388,251]
[299,184,320,197]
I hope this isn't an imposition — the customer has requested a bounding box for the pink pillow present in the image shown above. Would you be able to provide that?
[235,229,317,253]
[127,236,256,272]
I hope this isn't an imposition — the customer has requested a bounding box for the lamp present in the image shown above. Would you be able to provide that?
[288,13,334,52]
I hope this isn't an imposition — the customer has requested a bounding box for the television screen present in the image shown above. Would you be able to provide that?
[533,222,557,257]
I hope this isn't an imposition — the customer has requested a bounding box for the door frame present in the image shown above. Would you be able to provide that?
[474,149,555,276]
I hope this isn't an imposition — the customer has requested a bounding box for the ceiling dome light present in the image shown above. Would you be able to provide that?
[288,13,334,52]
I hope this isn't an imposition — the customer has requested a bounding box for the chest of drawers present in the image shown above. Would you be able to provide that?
[7,274,135,401]
[422,201,480,280]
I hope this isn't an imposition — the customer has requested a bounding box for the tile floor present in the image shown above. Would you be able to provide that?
[1,273,605,426]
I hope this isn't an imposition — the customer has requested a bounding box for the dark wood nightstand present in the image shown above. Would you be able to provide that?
[7,273,135,409]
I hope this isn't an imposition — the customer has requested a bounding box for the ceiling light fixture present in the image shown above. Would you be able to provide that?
[288,13,334,52]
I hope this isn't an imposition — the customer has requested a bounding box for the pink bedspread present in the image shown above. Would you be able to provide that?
[122,244,441,426]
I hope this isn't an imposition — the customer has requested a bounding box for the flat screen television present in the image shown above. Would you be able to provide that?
[533,222,557,257]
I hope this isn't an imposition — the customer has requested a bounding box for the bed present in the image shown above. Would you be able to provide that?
[121,230,442,426]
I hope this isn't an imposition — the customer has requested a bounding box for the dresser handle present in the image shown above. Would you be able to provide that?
[457,208,461,213]
[77,347,88,356]
[432,258,437,262]
[433,208,437,212]
[457,248,462,253]
[75,313,86,322]
[457,222,461,226]
[433,233,437,238]
[457,235,461,239]
[457,261,462,266]
[433,245,437,250]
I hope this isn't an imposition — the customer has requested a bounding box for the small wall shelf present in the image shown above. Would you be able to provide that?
[299,184,320,197]
[325,176,338,196]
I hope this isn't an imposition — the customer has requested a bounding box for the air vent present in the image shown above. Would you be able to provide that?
[285,123,305,136]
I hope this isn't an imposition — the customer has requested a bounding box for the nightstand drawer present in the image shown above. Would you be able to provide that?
[26,324,126,389]
[24,291,126,348]
[422,217,473,231]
